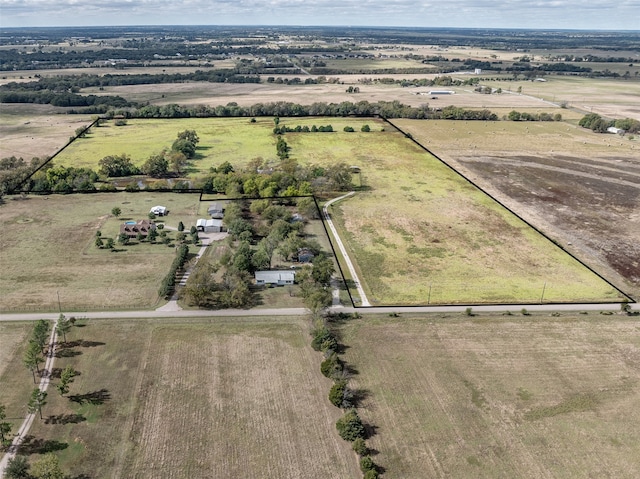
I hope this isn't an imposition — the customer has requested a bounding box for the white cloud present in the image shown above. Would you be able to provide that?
[0,0,638,29]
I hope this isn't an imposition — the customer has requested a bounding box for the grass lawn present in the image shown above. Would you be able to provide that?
[0,193,202,312]
[3,317,360,479]
[339,314,640,479]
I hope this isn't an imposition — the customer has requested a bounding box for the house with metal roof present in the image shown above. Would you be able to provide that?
[254,270,296,286]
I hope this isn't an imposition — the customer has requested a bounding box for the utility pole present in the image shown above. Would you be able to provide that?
[540,282,547,304]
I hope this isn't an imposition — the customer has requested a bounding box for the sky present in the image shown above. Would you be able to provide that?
[0,0,639,30]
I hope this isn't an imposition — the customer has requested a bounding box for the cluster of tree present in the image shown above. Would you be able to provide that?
[92,99,497,121]
[25,164,99,193]
[507,110,563,122]
[201,158,353,197]
[0,404,12,448]
[158,244,190,298]
[98,154,140,177]
[272,124,335,134]
[23,320,50,384]
[4,452,66,479]
[579,113,640,134]
[0,156,48,196]
[0,90,132,108]
[275,136,289,160]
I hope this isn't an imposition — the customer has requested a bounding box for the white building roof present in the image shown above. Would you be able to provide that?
[255,270,296,283]
[196,218,223,228]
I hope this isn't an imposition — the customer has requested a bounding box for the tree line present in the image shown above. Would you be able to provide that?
[578,113,640,134]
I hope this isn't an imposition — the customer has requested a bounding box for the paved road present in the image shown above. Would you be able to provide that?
[323,192,371,306]
[1,302,637,323]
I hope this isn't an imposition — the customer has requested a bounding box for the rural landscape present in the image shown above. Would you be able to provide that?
[1,25,639,479]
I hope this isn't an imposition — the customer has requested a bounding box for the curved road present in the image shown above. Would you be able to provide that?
[323,192,371,306]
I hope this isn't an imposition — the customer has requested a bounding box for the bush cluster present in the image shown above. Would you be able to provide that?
[158,244,189,298]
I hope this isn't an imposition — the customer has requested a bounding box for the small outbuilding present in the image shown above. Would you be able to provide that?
[207,202,226,219]
[255,270,296,286]
[196,218,224,233]
[150,205,167,216]
[607,127,624,135]
[295,248,315,263]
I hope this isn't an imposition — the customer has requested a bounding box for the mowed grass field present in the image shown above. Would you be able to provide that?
[1,318,360,479]
[0,193,202,312]
[339,314,640,479]
[41,117,624,305]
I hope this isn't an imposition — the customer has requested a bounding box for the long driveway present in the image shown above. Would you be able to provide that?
[323,192,371,306]
[0,316,60,477]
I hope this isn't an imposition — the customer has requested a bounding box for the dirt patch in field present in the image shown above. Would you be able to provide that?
[396,120,640,299]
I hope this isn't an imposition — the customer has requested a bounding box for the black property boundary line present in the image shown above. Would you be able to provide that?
[10,115,634,306]
[198,193,356,308]
[382,117,635,306]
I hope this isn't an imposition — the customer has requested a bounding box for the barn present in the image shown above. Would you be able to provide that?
[196,218,223,233]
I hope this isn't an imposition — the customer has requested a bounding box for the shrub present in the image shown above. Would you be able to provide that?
[360,456,377,473]
[329,380,348,407]
[336,409,365,441]
[352,437,368,456]
[320,353,343,379]
[311,326,335,351]
[363,470,379,479]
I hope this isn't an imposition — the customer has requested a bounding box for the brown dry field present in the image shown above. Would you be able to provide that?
[394,119,640,300]
[340,315,640,479]
[17,318,360,479]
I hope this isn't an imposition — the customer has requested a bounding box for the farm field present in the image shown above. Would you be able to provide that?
[27,117,628,306]
[0,317,360,479]
[394,119,640,299]
[339,314,640,479]
[0,192,202,312]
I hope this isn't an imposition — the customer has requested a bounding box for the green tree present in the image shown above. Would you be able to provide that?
[172,138,196,159]
[336,409,365,441]
[118,233,130,245]
[111,206,121,218]
[105,237,115,250]
[361,124,371,132]
[32,320,50,354]
[27,389,47,420]
[178,221,185,232]
[57,365,76,397]
[56,314,71,343]
[4,455,30,479]
[0,404,12,445]
[142,152,169,178]
[30,452,64,479]
[352,437,368,456]
[95,236,104,249]
[177,129,200,145]
[329,380,350,408]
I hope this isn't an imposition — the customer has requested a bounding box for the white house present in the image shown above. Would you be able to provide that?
[196,218,224,233]
[607,127,624,135]
[150,205,167,216]
[255,270,296,286]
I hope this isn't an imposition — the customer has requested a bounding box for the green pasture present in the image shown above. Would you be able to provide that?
[55,117,279,174]
[321,57,429,71]
[0,193,202,312]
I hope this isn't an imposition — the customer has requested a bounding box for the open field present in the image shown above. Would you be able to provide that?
[30,117,629,305]
[1,317,360,479]
[54,117,278,173]
[395,119,640,299]
[279,117,622,305]
[0,322,35,434]
[0,193,202,312]
[0,104,93,160]
[339,314,640,478]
